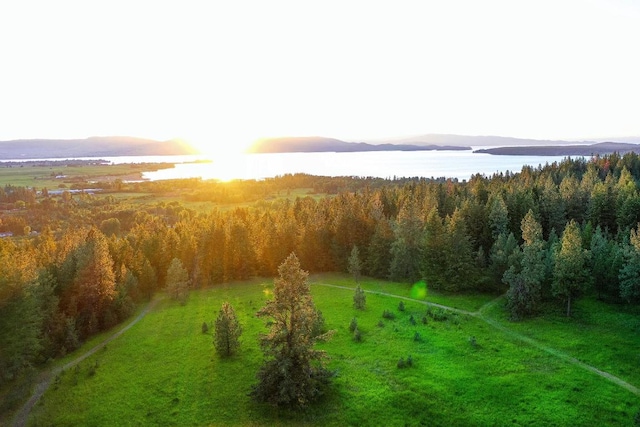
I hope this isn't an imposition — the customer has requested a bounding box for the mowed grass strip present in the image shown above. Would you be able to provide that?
[29,278,639,426]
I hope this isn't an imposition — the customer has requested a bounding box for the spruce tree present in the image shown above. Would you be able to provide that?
[348,245,362,284]
[166,258,189,305]
[214,302,242,357]
[552,220,591,317]
[353,284,366,310]
[252,253,333,407]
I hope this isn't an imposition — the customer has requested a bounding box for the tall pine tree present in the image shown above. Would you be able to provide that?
[252,253,333,407]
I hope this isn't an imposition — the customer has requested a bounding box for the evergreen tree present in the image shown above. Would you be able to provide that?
[553,220,592,316]
[166,258,189,305]
[389,198,424,283]
[619,226,640,303]
[353,284,366,310]
[504,210,546,319]
[214,302,242,357]
[488,194,509,239]
[72,229,117,337]
[348,245,362,284]
[252,253,333,407]
[590,226,622,300]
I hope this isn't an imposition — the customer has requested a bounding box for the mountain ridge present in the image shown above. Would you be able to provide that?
[0,136,198,159]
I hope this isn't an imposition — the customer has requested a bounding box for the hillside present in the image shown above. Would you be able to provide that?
[474,142,640,156]
[0,136,199,159]
[362,133,592,147]
[247,136,470,153]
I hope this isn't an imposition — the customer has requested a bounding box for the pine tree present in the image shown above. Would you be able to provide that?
[353,284,366,310]
[504,210,546,320]
[252,253,333,407]
[348,245,362,284]
[552,220,591,316]
[166,258,189,305]
[619,226,640,303]
[214,302,242,357]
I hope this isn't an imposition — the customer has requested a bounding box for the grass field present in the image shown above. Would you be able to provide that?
[0,163,172,188]
[27,276,639,426]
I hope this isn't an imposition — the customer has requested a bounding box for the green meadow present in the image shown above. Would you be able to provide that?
[28,276,639,426]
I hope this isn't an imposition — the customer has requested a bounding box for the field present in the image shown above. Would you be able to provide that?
[26,276,639,426]
[0,163,172,188]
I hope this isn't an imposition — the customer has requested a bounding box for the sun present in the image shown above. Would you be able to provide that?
[182,132,257,158]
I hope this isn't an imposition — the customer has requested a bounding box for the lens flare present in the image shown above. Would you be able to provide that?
[410,281,427,300]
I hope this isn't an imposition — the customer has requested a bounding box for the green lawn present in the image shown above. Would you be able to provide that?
[28,278,639,426]
[482,297,640,389]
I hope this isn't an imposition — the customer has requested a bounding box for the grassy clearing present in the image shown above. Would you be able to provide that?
[310,273,498,313]
[483,297,640,389]
[28,277,639,426]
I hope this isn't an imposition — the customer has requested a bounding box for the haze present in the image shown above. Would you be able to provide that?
[1,0,639,154]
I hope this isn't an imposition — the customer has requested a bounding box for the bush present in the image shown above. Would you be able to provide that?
[382,309,396,320]
[377,320,385,328]
[353,284,366,310]
[469,336,477,348]
[409,314,416,325]
[88,360,99,377]
[397,355,414,369]
[413,332,422,342]
[202,322,209,334]
[398,301,405,312]
[634,410,640,427]
[313,309,326,337]
[353,327,362,342]
[421,315,428,325]
[349,317,358,333]
[428,307,450,322]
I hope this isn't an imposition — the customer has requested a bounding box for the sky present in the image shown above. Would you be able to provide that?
[1,0,639,154]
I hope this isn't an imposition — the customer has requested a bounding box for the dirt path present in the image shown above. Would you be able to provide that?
[11,298,161,427]
[314,283,640,397]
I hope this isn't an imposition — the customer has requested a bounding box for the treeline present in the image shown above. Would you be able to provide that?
[4,153,640,394]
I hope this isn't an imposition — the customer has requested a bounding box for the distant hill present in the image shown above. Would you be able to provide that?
[362,134,591,147]
[0,136,199,159]
[247,136,470,153]
[474,142,640,156]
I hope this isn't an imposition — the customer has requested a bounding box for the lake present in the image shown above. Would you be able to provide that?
[138,150,571,182]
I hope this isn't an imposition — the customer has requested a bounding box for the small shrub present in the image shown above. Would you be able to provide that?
[353,327,362,342]
[88,360,99,377]
[634,410,640,427]
[413,332,422,342]
[353,284,366,310]
[397,358,406,369]
[398,301,405,312]
[382,309,396,320]
[377,320,385,328]
[469,336,477,348]
[421,315,428,325]
[409,314,416,325]
[349,317,358,333]
[313,309,326,337]
[406,355,413,367]
[202,322,209,334]
[450,314,460,325]
[429,308,450,322]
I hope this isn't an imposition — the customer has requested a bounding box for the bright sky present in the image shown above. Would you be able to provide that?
[1,0,639,154]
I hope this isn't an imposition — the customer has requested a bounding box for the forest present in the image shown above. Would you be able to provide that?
[2,152,640,418]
